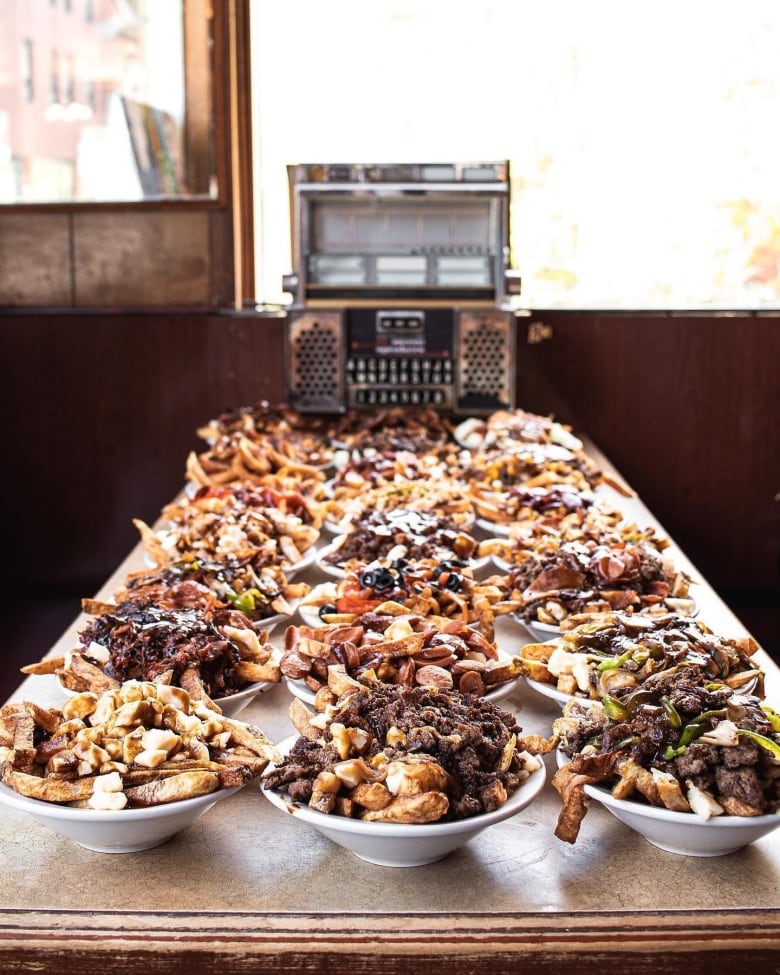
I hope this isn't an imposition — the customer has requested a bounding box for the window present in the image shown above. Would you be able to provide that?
[20,40,34,103]
[64,53,75,105]
[250,0,780,310]
[49,49,60,105]
[1,0,216,203]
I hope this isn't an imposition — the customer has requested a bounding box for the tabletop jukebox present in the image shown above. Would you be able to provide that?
[282,162,520,414]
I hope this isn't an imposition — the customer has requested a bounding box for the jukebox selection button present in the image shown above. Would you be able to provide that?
[352,386,451,407]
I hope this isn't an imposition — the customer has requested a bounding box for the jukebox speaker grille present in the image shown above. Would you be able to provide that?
[455,310,514,410]
[287,311,344,411]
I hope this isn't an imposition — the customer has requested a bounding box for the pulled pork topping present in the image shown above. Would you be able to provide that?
[78,599,257,697]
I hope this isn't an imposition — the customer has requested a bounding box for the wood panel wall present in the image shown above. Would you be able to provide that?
[1,309,777,677]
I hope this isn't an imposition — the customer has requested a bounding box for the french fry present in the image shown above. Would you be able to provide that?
[178,666,219,711]
[69,654,121,694]
[124,770,220,807]
[20,656,66,676]
[360,790,449,824]
[287,697,322,742]
[551,764,597,844]
[2,767,97,803]
[235,659,281,684]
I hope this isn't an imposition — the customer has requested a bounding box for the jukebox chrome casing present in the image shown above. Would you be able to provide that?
[283,161,520,414]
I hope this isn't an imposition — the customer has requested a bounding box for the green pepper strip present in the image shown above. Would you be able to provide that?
[661,695,682,728]
[596,649,634,672]
[601,694,628,721]
[663,708,728,760]
[738,729,780,759]
[228,589,261,614]
[615,735,640,750]
[695,708,729,723]
[760,704,780,733]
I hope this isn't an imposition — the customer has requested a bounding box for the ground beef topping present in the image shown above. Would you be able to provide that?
[263,684,548,823]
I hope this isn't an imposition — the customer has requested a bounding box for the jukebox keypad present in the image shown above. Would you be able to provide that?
[352,388,447,406]
[346,355,453,407]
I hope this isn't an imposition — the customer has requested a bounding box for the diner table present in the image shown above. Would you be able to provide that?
[1,441,778,975]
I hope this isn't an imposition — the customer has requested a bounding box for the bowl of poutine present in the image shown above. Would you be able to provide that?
[571,776,780,857]
[261,679,549,867]
[0,779,243,854]
[24,596,286,722]
[517,611,761,706]
[54,673,275,720]
[552,687,780,857]
[262,738,546,866]
[0,679,280,853]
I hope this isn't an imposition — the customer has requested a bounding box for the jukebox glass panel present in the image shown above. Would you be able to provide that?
[304,194,500,295]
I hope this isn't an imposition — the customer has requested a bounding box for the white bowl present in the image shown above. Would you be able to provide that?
[583,782,780,856]
[296,602,336,628]
[489,553,514,572]
[146,543,321,574]
[554,751,780,856]
[314,538,353,577]
[261,736,546,866]
[283,673,521,708]
[517,616,561,642]
[0,781,242,854]
[285,545,318,578]
[316,538,490,579]
[476,518,513,538]
[516,605,700,643]
[214,681,275,718]
[524,677,578,708]
[283,676,318,705]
